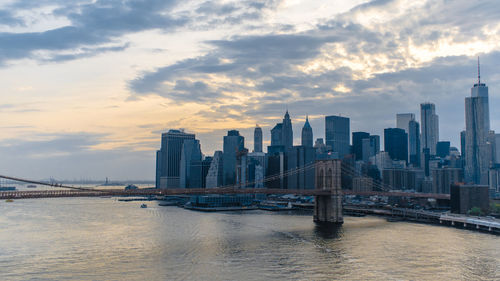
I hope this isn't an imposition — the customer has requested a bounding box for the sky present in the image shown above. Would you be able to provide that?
[1,0,500,181]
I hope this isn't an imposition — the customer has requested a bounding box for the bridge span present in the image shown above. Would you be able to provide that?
[0,188,449,200]
[0,160,452,224]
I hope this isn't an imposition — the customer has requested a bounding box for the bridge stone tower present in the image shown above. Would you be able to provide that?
[314,160,343,224]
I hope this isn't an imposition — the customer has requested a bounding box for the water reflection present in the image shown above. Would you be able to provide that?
[314,222,343,239]
[0,198,498,280]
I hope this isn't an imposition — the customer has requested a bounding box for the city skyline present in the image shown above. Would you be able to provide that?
[1,0,500,179]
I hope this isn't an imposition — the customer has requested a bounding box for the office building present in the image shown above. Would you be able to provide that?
[396,113,415,134]
[287,146,316,189]
[436,141,451,158]
[179,139,202,188]
[465,61,491,185]
[420,103,439,155]
[432,168,464,194]
[271,123,283,146]
[206,151,224,188]
[254,125,263,153]
[236,148,249,188]
[156,129,195,188]
[248,152,266,188]
[325,115,350,158]
[223,130,245,186]
[408,120,421,167]
[450,184,489,214]
[362,135,381,162]
[301,115,313,147]
[352,132,370,161]
[352,177,373,192]
[382,169,409,190]
[384,128,408,162]
[266,151,287,189]
[496,134,500,164]
[489,164,500,194]
[362,135,380,161]
[282,110,294,150]
[190,157,212,188]
[270,110,294,149]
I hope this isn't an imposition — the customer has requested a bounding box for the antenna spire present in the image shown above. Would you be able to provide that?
[477,56,481,84]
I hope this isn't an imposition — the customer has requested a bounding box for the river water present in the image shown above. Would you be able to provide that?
[0,197,499,280]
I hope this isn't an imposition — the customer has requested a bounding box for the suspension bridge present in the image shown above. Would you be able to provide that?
[0,160,449,200]
[0,160,450,223]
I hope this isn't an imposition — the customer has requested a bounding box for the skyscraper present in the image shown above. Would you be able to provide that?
[420,103,439,155]
[397,113,415,162]
[287,146,315,189]
[206,151,224,188]
[408,120,421,167]
[271,123,283,146]
[223,130,245,186]
[352,132,370,161]
[465,59,491,185]
[325,115,350,158]
[384,128,408,162]
[254,125,262,153]
[282,110,293,150]
[156,129,195,188]
[179,139,202,188]
[301,115,313,147]
[436,141,451,158]
[396,113,415,134]
[361,136,380,162]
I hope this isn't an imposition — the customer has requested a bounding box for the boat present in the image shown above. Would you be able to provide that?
[0,186,16,191]
[5,199,13,202]
[140,204,147,208]
[27,185,37,188]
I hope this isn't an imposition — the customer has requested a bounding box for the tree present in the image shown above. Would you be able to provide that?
[468,206,483,216]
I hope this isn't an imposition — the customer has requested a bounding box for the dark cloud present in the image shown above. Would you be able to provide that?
[0,0,185,64]
[0,0,285,65]
[128,0,500,149]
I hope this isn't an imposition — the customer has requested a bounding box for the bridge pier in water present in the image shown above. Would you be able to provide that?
[314,160,343,224]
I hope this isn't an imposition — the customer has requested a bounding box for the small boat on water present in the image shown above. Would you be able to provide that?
[27,185,37,188]
[0,186,16,191]
[5,199,13,202]
[140,204,147,208]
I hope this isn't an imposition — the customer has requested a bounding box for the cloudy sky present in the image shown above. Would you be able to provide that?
[0,0,499,180]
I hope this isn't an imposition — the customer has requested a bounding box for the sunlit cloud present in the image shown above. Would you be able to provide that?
[0,0,500,179]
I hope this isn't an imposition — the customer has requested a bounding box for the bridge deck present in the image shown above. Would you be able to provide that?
[0,188,450,200]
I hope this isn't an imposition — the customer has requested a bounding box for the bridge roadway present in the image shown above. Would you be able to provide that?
[0,188,450,200]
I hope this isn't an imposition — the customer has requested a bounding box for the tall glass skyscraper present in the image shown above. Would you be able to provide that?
[420,103,439,155]
[397,113,415,162]
[223,130,245,186]
[465,60,491,184]
[384,128,408,162]
[325,115,350,158]
[156,129,195,188]
[352,131,370,160]
[179,139,202,188]
[408,120,421,167]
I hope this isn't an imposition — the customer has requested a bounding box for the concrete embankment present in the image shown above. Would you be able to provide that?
[344,206,500,235]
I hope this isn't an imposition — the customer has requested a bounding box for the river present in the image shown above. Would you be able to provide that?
[0,197,499,280]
